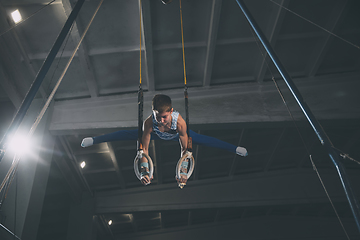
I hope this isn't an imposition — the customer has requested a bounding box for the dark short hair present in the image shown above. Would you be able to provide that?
[152,94,172,113]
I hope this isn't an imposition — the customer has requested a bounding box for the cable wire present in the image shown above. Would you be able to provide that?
[139,0,142,86]
[269,0,360,50]
[179,0,187,86]
[138,0,144,148]
[179,0,191,142]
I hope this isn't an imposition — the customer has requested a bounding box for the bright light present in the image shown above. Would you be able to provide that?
[11,10,22,24]
[80,161,86,168]
[108,220,112,226]
[7,134,32,156]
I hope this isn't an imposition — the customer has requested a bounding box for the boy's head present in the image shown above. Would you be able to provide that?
[152,94,172,113]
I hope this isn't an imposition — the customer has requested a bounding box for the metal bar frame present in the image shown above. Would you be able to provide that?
[235,0,360,232]
[0,223,21,240]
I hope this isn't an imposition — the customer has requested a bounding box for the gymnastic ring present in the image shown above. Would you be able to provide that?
[175,151,195,188]
[134,150,154,183]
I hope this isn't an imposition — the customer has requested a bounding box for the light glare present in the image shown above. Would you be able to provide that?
[108,220,112,225]
[8,134,31,156]
[80,161,86,168]
[11,10,22,24]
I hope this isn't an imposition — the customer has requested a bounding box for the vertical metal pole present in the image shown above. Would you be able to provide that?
[0,0,85,162]
[235,0,360,233]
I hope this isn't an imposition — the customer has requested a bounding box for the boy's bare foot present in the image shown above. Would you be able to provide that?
[81,137,93,147]
[236,146,248,156]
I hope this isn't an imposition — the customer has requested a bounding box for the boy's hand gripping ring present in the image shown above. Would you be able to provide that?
[176,151,195,189]
[134,150,154,184]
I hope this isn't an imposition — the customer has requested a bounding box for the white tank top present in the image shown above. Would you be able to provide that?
[152,111,179,140]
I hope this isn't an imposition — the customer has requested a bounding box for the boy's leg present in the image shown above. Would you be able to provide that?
[82,129,139,147]
[81,130,162,147]
[189,130,248,156]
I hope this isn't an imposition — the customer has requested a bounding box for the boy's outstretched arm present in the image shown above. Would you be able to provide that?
[176,114,188,155]
[176,114,189,185]
[140,116,153,185]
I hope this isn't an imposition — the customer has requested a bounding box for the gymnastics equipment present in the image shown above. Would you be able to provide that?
[236,0,360,232]
[134,0,154,185]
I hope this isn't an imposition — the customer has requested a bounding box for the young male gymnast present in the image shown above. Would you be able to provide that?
[81,94,248,186]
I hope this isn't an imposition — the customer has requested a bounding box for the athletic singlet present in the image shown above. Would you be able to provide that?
[152,111,179,140]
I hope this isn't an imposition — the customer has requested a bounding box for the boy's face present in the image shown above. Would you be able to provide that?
[153,108,173,126]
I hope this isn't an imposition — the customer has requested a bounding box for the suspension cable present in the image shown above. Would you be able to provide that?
[179,0,191,144]
[179,0,187,86]
[269,0,360,50]
[139,0,143,86]
[138,0,144,150]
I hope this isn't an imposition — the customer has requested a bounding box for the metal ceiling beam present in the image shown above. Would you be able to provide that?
[305,0,349,77]
[202,0,222,87]
[26,41,207,60]
[108,215,358,240]
[49,74,360,134]
[95,169,360,213]
[21,26,348,60]
[61,0,99,98]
